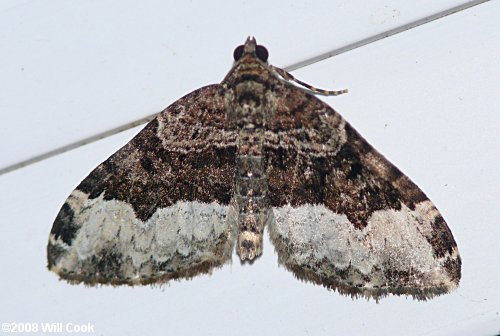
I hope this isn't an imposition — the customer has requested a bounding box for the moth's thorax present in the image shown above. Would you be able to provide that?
[224,59,274,261]
[224,56,276,129]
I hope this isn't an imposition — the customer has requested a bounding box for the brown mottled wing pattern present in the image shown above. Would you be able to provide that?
[48,85,238,285]
[265,83,461,300]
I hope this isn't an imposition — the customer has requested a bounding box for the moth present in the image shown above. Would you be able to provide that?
[48,37,461,300]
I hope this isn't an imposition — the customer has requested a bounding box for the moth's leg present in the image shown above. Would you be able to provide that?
[270,65,348,96]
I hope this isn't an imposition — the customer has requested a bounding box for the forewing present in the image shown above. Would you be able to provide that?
[48,85,238,285]
[265,84,461,300]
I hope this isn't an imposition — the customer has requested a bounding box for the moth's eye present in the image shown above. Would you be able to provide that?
[233,45,245,61]
[256,45,269,62]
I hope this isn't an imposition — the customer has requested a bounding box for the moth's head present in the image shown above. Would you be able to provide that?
[233,37,269,63]
[222,37,271,89]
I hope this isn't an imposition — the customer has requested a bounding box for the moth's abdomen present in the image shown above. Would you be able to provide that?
[225,79,274,261]
[234,153,269,260]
